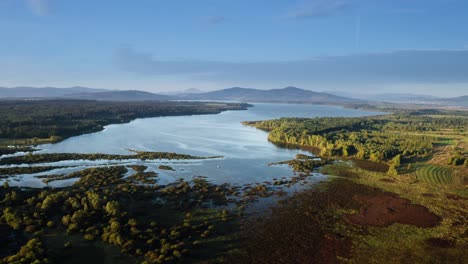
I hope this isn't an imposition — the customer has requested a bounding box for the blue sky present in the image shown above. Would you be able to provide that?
[0,0,467,96]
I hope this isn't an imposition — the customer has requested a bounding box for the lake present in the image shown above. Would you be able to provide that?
[2,103,381,187]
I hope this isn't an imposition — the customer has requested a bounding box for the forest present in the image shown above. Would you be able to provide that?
[244,113,468,170]
[0,100,249,142]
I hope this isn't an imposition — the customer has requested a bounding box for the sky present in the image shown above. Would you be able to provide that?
[0,0,467,97]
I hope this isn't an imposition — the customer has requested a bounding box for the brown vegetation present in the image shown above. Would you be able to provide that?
[344,194,441,228]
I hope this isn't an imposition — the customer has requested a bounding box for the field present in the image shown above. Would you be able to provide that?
[415,164,455,184]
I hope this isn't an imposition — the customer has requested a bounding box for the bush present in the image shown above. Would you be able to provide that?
[84,234,95,241]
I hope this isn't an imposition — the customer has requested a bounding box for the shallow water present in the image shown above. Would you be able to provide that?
[2,103,381,187]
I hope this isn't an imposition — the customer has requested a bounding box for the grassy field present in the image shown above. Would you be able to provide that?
[415,164,455,184]
[326,162,467,263]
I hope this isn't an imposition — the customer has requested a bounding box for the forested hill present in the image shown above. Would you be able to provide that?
[0,100,249,142]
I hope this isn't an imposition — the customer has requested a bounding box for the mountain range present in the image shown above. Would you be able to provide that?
[175,86,357,104]
[64,90,171,101]
[0,86,107,98]
[0,86,358,104]
[0,86,466,107]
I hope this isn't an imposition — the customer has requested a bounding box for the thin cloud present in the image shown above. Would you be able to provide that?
[27,0,51,16]
[390,9,424,14]
[114,46,232,75]
[286,0,353,19]
[114,47,468,85]
[205,16,227,25]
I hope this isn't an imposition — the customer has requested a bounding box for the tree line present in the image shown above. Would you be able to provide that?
[0,100,249,141]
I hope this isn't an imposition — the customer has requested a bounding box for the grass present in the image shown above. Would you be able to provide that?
[415,165,454,184]
[435,137,455,146]
[327,163,468,264]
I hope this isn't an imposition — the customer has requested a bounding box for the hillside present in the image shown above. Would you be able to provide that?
[442,96,468,107]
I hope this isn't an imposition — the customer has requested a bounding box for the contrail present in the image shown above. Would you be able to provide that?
[355,14,361,52]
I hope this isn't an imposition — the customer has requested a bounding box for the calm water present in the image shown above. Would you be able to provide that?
[3,103,381,187]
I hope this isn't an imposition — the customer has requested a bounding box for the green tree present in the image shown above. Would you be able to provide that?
[387,166,398,176]
[391,154,401,167]
[105,201,120,216]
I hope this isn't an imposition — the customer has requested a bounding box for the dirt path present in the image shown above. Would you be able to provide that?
[428,145,452,166]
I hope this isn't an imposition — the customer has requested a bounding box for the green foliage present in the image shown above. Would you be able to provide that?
[387,166,398,176]
[105,201,120,217]
[391,155,401,167]
[387,154,401,175]
[2,207,23,230]
[285,158,328,173]
[448,155,466,166]
[1,238,49,264]
[0,166,242,263]
[244,115,443,163]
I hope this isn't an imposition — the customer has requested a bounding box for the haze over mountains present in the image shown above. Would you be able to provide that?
[0,86,466,107]
[63,90,171,101]
[0,86,107,98]
[0,86,358,104]
[175,86,357,104]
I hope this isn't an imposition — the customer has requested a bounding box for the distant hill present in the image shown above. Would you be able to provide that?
[0,87,172,101]
[181,88,203,94]
[438,96,468,107]
[373,93,440,103]
[327,91,440,104]
[64,90,172,101]
[160,88,204,95]
[0,86,107,98]
[177,86,359,104]
[2,86,464,107]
